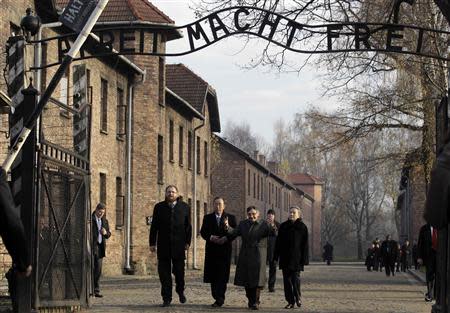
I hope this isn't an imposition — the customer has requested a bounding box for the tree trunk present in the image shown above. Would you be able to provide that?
[357,229,363,260]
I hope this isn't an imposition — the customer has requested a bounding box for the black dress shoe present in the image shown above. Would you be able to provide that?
[160,301,171,307]
[250,304,259,310]
[284,304,295,309]
[179,293,187,303]
[296,300,302,307]
[94,293,103,298]
[212,302,223,307]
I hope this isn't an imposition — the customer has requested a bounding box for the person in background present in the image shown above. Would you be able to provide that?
[323,241,334,266]
[92,202,111,298]
[266,209,280,292]
[400,240,411,272]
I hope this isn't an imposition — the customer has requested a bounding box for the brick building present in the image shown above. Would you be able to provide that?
[0,0,219,280]
[287,173,323,260]
[210,136,319,261]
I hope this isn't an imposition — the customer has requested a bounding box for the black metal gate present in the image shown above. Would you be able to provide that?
[35,141,90,308]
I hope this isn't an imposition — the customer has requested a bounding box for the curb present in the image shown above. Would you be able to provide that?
[408,269,426,284]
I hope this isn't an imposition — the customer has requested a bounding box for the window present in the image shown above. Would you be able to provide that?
[247,169,251,196]
[204,141,208,177]
[158,57,165,106]
[188,131,193,169]
[116,177,124,228]
[100,173,106,204]
[116,87,126,139]
[196,200,201,235]
[100,78,108,132]
[86,69,91,104]
[169,120,174,162]
[261,177,264,202]
[204,202,208,216]
[196,136,201,174]
[60,71,69,105]
[268,182,271,203]
[275,186,278,208]
[188,198,192,208]
[179,126,184,166]
[41,43,48,91]
[257,174,260,200]
[157,135,164,184]
[253,173,256,198]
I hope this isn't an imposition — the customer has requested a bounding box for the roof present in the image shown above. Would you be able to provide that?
[215,135,314,202]
[54,0,174,24]
[166,64,221,132]
[288,173,324,185]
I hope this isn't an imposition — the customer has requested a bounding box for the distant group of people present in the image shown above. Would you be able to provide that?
[147,185,309,310]
[363,225,437,303]
[365,235,413,276]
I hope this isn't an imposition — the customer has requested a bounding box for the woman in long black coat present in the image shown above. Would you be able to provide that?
[274,207,309,309]
[225,206,276,310]
[200,197,237,307]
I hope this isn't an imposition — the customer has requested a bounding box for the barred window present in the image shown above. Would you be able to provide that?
[157,135,164,184]
[116,87,126,139]
[116,177,124,228]
[100,78,108,132]
[100,173,106,204]
[179,126,184,166]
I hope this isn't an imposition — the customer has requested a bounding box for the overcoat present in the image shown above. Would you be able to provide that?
[200,211,237,283]
[424,142,450,229]
[0,168,29,271]
[418,224,434,266]
[380,239,398,264]
[274,219,309,271]
[229,219,276,288]
[149,198,192,260]
[92,212,111,258]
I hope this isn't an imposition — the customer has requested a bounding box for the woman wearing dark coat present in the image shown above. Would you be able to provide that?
[225,206,277,310]
[200,197,237,307]
[274,207,309,309]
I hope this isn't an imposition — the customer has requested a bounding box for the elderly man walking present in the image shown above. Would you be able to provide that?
[149,185,192,307]
[275,207,309,309]
[200,197,237,307]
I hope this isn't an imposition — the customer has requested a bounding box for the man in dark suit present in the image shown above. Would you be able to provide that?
[418,223,437,302]
[266,209,280,292]
[380,235,398,276]
[200,197,236,307]
[149,185,192,307]
[92,202,111,298]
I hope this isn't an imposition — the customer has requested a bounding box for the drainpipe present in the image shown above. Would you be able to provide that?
[192,119,205,269]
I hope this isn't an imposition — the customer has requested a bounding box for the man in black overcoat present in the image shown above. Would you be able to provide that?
[200,197,237,307]
[92,202,111,298]
[266,209,280,292]
[380,235,398,276]
[0,168,31,276]
[418,223,437,302]
[149,185,192,307]
[274,207,309,309]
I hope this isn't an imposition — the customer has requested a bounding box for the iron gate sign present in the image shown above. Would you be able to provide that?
[32,3,450,69]
[59,0,99,33]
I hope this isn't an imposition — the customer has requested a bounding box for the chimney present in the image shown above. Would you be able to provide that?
[258,155,266,166]
[253,150,259,160]
[268,161,279,174]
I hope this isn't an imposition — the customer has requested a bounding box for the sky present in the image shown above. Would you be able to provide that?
[151,0,336,144]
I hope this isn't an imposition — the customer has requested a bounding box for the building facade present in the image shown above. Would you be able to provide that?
[0,0,220,280]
